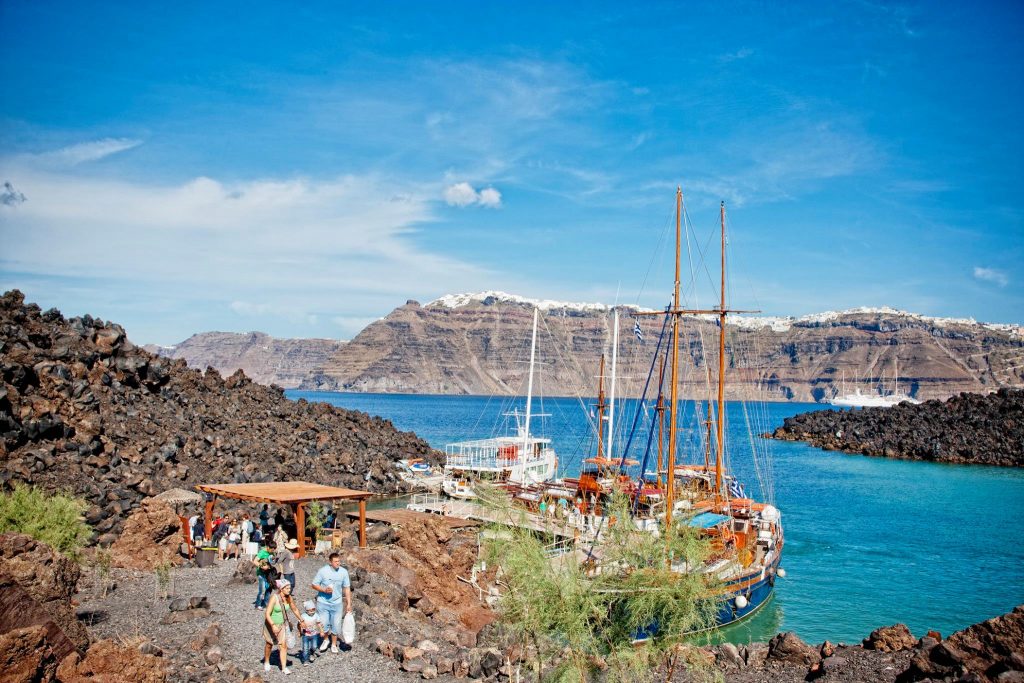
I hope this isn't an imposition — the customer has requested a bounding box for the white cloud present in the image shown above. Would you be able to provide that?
[443,182,479,207]
[443,182,502,208]
[478,187,502,208]
[30,138,142,167]
[973,267,1008,287]
[0,150,496,342]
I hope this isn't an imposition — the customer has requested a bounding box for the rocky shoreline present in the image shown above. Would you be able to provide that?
[0,290,441,542]
[4,526,1022,683]
[768,389,1024,467]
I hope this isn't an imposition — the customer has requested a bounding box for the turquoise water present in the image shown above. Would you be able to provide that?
[288,390,1024,644]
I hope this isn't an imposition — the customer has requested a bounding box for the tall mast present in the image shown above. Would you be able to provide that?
[595,354,607,459]
[655,356,666,489]
[608,311,619,462]
[522,308,538,456]
[665,187,683,529]
[715,202,727,498]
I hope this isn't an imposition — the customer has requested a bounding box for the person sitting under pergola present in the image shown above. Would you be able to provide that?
[195,481,373,557]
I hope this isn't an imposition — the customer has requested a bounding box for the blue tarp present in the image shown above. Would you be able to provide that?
[686,512,731,528]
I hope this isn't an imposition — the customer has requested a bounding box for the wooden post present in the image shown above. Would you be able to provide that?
[358,498,367,549]
[294,502,306,559]
[204,496,216,541]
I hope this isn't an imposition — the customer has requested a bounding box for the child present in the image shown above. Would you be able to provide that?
[299,600,327,666]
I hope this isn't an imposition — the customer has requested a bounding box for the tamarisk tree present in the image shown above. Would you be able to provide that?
[482,486,721,683]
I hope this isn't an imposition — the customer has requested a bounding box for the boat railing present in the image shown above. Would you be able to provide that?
[445,441,554,470]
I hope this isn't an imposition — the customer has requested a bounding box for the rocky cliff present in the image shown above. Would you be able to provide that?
[0,290,439,543]
[145,331,345,389]
[769,388,1024,467]
[298,292,1024,403]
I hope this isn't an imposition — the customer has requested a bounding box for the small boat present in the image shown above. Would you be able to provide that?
[441,308,558,499]
[830,365,921,408]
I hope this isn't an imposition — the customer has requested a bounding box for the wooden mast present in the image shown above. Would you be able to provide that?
[664,187,683,529]
[595,354,607,459]
[715,201,727,497]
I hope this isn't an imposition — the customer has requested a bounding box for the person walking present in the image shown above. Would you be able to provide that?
[310,552,351,654]
[298,600,327,666]
[263,579,302,675]
[241,513,253,553]
[252,542,274,609]
[276,539,298,590]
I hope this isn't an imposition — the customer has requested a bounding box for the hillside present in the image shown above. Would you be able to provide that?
[144,331,345,389]
[0,290,438,543]
[298,292,1024,402]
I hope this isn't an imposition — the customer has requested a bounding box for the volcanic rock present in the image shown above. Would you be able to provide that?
[768,631,821,666]
[864,624,917,652]
[0,533,89,656]
[0,289,441,542]
[109,497,183,570]
[55,638,166,682]
[770,389,1024,467]
[0,624,63,683]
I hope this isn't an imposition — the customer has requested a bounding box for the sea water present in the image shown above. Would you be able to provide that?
[288,391,1024,644]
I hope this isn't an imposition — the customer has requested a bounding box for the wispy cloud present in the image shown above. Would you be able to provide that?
[27,138,142,167]
[0,149,497,342]
[973,267,1008,287]
[719,47,754,63]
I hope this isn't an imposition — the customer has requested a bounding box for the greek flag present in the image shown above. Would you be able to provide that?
[728,479,744,498]
[633,318,644,344]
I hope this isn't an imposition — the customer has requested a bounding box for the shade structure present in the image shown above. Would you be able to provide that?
[154,487,204,506]
[195,481,374,557]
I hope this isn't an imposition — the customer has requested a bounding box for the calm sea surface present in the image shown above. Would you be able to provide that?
[288,390,1024,645]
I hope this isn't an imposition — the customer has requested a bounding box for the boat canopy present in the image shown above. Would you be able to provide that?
[686,512,732,528]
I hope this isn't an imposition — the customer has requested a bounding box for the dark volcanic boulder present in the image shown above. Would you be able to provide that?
[0,289,443,543]
[770,389,1024,467]
[0,533,89,656]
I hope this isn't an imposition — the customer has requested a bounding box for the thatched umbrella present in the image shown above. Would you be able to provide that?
[154,488,204,511]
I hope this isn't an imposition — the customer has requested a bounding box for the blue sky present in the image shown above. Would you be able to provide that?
[1,1,1021,344]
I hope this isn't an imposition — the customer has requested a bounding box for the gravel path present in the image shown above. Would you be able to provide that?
[79,556,426,682]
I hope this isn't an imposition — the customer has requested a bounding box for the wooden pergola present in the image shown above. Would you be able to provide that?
[195,481,374,557]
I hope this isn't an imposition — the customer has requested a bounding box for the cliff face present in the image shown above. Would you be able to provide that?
[145,331,345,389]
[0,290,438,543]
[300,294,1024,402]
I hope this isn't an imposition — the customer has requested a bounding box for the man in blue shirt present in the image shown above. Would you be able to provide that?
[311,552,351,654]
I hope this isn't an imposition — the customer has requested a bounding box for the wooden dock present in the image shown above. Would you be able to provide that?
[345,508,480,530]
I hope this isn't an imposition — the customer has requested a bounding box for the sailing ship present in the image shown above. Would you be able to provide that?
[625,188,784,629]
[440,308,558,499]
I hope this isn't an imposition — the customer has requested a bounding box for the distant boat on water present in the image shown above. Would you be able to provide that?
[831,363,921,408]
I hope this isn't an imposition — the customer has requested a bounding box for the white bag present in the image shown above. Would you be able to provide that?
[286,623,296,650]
[341,612,356,645]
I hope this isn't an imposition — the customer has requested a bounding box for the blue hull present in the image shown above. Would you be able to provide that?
[633,556,780,641]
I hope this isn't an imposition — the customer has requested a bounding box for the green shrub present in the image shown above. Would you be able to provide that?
[481,485,719,683]
[0,484,92,559]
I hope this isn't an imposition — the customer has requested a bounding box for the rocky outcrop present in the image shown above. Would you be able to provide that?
[706,609,1024,682]
[55,639,167,683]
[0,290,442,541]
[0,534,167,683]
[769,388,1024,466]
[299,294,1023,402]
[109,498,184,570]
[0,533,89,656]
[345,517,501,680]
[145,331,345,389]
